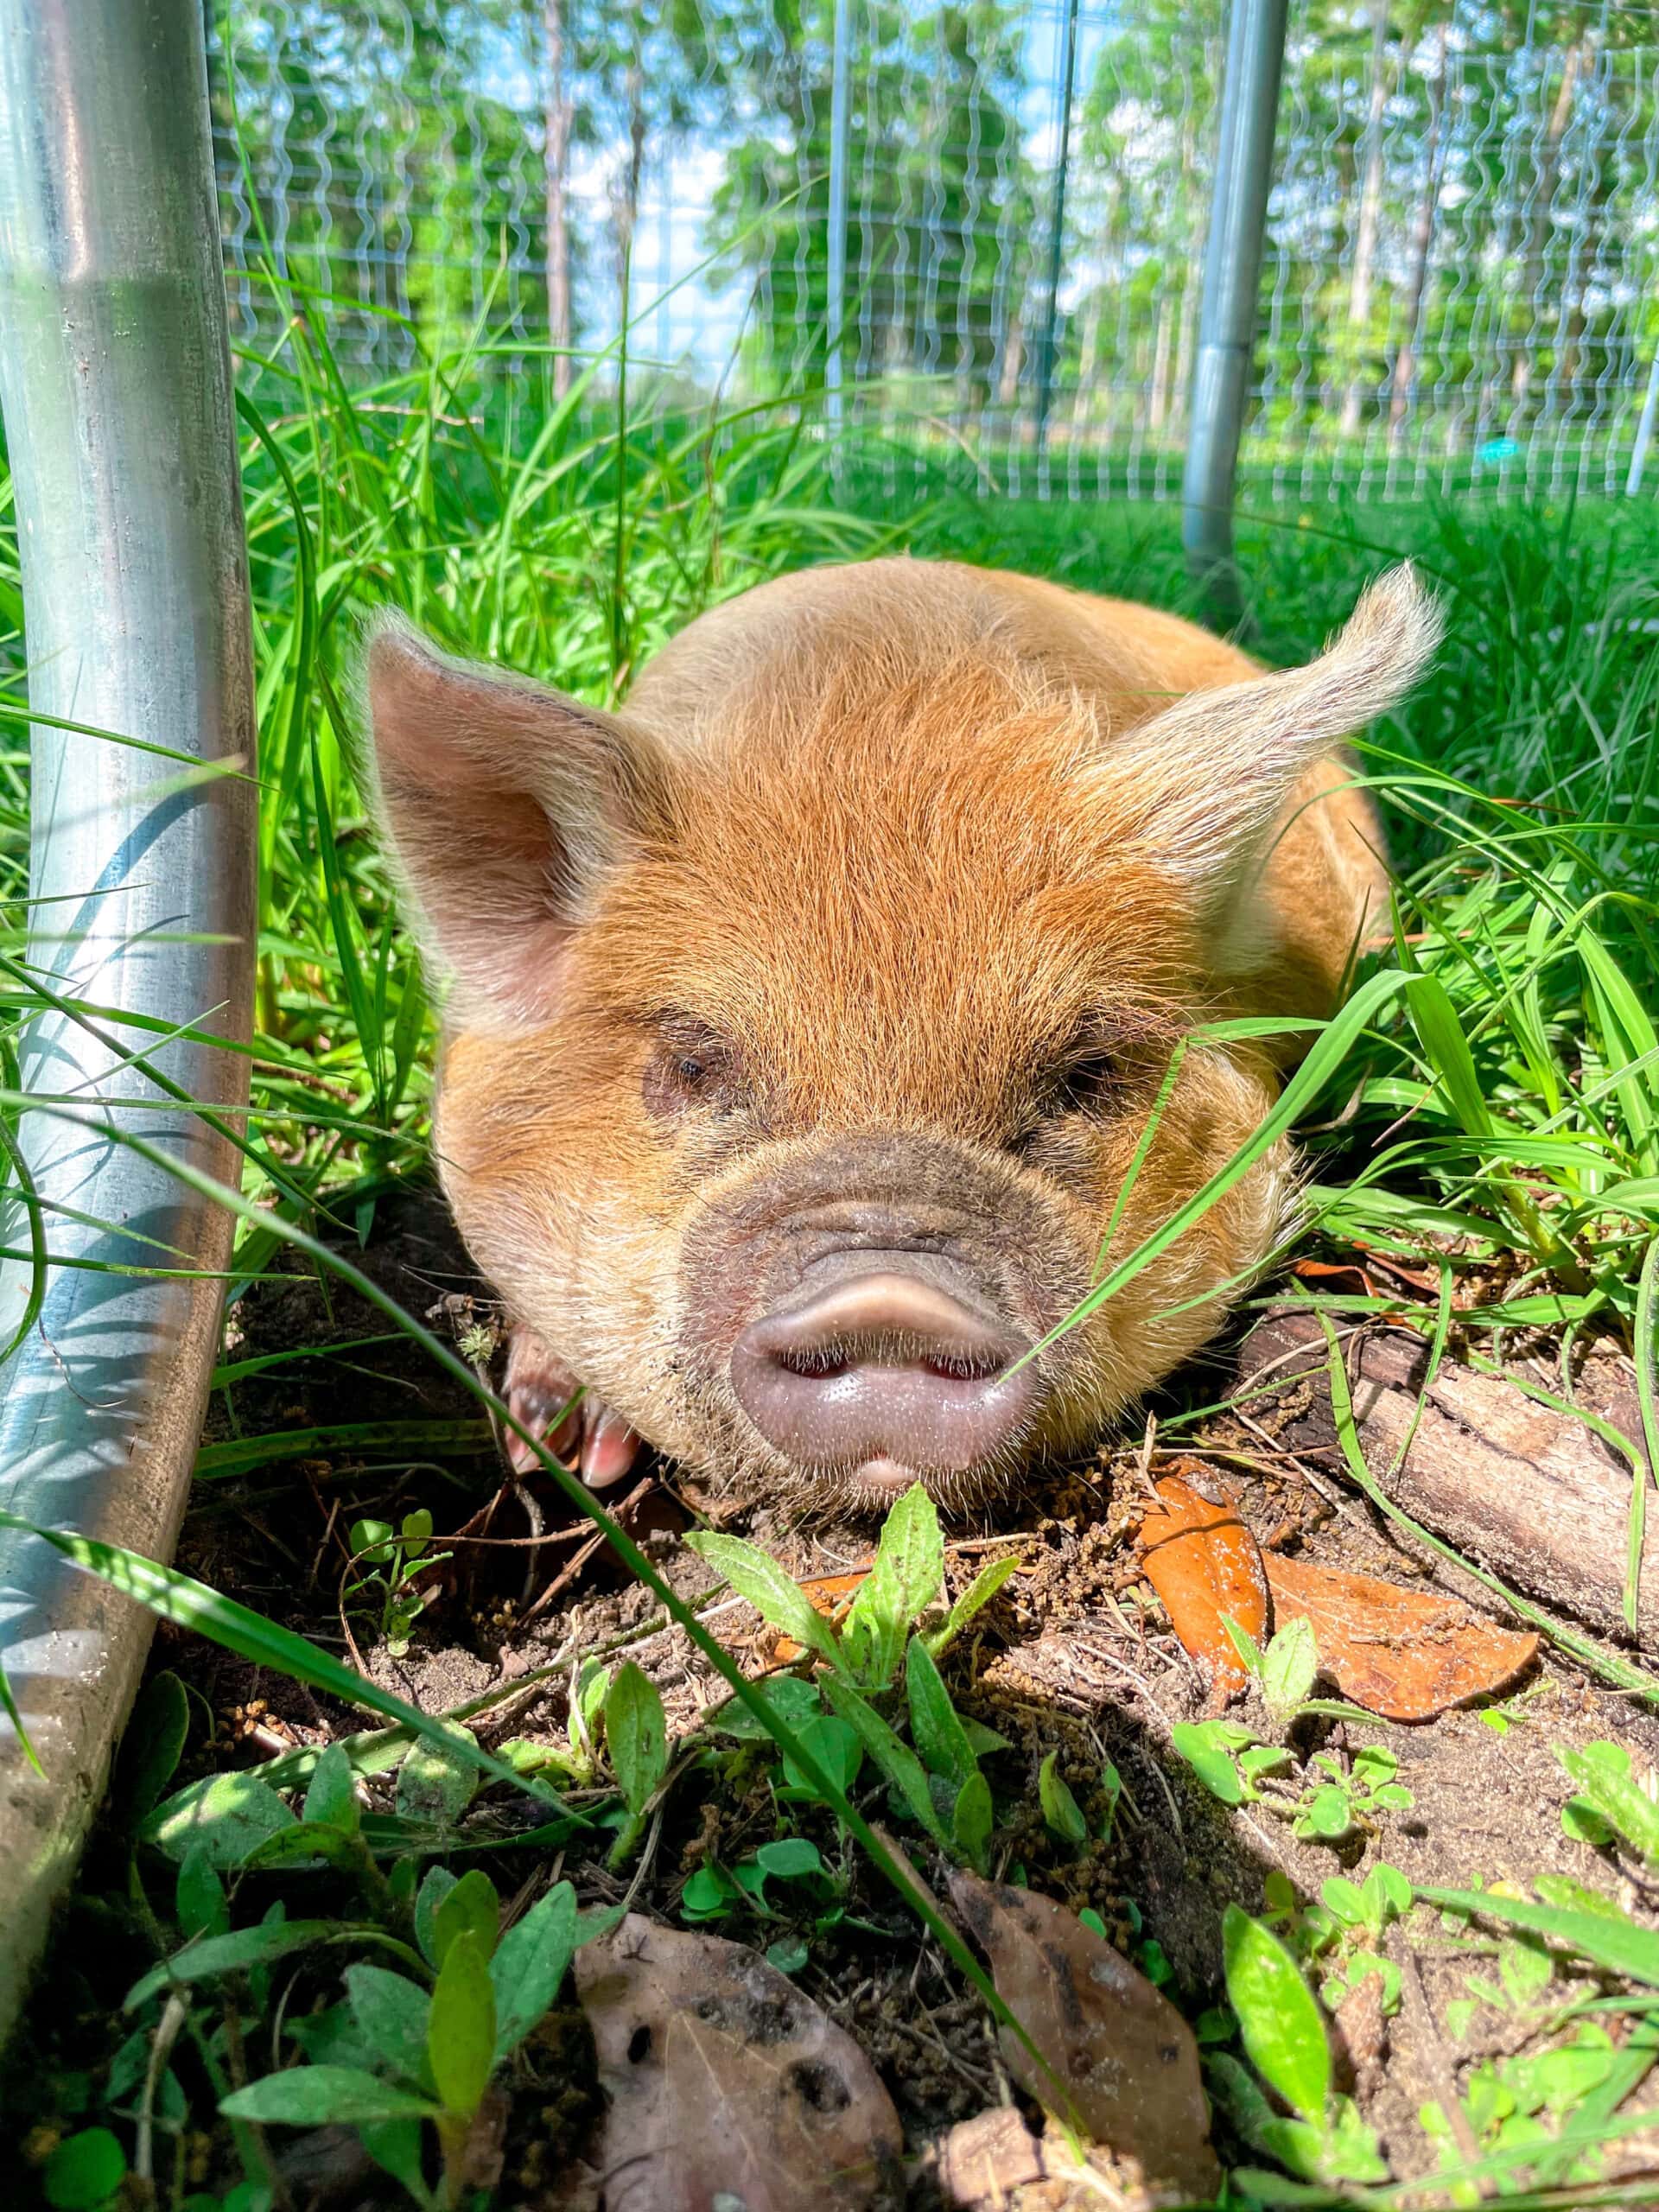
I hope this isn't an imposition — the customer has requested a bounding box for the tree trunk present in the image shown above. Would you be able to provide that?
[1339,1,1394,440]
[1147,289,1175,434]
[998,293,1026,410]
[541,0,574,399]
[1511,42,1584,414]
[1387,22,1448,451]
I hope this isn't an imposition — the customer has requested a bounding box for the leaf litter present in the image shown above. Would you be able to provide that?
[1137,1466,1540,1722]
[573,1915,903,2212]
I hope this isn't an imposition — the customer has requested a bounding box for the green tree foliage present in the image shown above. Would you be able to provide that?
[702,0,1038,404]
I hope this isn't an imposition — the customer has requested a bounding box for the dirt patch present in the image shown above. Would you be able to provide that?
[8,1190,1658,2206]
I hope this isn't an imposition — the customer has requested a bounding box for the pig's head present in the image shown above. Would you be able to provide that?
[366,567,1435,1513]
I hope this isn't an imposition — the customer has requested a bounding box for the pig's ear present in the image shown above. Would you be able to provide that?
[1107,564,1440,910]
[364,617,671,1026]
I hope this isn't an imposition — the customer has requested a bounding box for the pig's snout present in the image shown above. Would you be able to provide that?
[728,1256,1038,1484]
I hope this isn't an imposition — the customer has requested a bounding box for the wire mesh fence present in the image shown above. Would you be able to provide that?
[209,0,1659,501]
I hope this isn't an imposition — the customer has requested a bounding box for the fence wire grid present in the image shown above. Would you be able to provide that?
[211,0,1659,502]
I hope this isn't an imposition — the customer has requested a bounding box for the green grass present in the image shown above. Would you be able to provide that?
[2,298,1658,2206]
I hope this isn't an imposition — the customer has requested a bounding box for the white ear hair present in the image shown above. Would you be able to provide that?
[1104,563,1441,903]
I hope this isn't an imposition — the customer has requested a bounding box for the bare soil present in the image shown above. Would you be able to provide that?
[9,1185,1658,2208]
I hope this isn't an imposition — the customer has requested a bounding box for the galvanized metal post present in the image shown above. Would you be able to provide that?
[1180,0,1289,627]
[1032,0,1083,470]
[0,0,257,2036]
[824,0,854,429]
[1626,344,1659,498]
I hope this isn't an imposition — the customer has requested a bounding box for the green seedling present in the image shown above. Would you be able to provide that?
[207,1868,612,2209]
[1421,2018,1659,2203]
[1212,1904,1388,2190]
[344,1510,449,1659]
[1558,1738,1659,1863]
[1172,1718,1413,1843]
[686,1484,1018,1694]
[1038,1751,1089,1847]
[603,1661,671,1868]
[689,1484,1007,1871]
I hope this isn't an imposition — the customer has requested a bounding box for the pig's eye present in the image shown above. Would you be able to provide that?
[1046,1043,1125,1118]
[644,1016,745,1122]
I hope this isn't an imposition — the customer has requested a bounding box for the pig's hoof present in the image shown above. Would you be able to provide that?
[502,1328,641,1489]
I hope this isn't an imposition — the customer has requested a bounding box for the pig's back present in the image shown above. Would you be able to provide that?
[625,556,1257,742]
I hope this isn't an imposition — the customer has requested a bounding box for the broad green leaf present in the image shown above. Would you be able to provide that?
[491,1883,578,2061]
[345,1964,432,2091]
[414,1866,458,1965]
[395,1725,481,1828]
[1223,1904,1331,2121]
[304,1741,361,1834]
[754,1837,823,1881]
[358,2118,433,2205]
[1299,1784,1354,1839]
[1261,1617,1319,1725]
[220,2064,435,2126]
[1170,1720,1247,1806]
[113,1672,189,1828]
[125,1920,381,2011]
[606,1662,669,1816]
[951,1771,993,1872]
[707,1675,822,1738]
[142,1769,297,1868]
[242,1819,364,1874]
[841,1484,945,1687]
[779,1713,864,1800]
[905,1636,979,1791]
[683,1531,842,1669]
[175,1847,228,1943]
[428,1932,496,2120]
[42,2128,126,2211]
[432,1869,499,1969]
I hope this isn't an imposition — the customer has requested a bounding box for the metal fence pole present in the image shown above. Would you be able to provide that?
[1032,0,1082,469]
[1626,345,1659,497]
[1180,0,1289,626]
[824,0,854,429]
[0,0,257,2037]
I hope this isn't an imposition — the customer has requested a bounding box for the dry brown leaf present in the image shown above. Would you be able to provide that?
[949,1872,1220,2209]
[772,1567,872,1663]
[1136,1468,1268,1707]
[572,1914,901,2212]
[1265,1550,1541,1720]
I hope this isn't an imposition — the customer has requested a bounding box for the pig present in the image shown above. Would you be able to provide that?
[365,558,1437,1514]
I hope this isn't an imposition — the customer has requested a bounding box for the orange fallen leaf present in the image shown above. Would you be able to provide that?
[950,1872,1221,2208]
[1264,1551,1540,1721]
[770,1567,871,1663]
[1136,1469,1268,1707]
[574,1914,901,2211]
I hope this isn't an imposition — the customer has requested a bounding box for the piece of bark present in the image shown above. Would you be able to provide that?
[937,2107,1046,2206]
[1238,1313,1654,1648]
